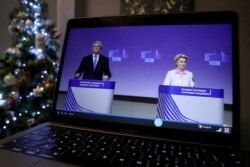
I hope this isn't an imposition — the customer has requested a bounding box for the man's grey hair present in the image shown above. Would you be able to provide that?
[92,40,103,48]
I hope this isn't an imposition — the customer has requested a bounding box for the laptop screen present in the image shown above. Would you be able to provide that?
[54,13,238,137]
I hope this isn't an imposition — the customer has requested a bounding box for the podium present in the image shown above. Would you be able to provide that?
[157,85,224,125]
[65,79,115,114]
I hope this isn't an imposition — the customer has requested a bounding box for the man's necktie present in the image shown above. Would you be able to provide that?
[93,56,97,69]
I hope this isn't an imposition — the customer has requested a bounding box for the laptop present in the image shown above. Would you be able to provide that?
[0,11,249,167]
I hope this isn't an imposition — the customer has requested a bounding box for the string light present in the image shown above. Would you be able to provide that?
[33,5,38,9]
[32,112,36,117]
[33,30,38,35]
[41,29,46,33]
[0,99,6,106]
[5,120,10,124]
[34,13,40,17]
[42,32,48,36]
[22,37,27,41]
[27,30,33,36]
[29,47,44,59]
[13,117,17,121]
[34,20,42,27]
[14,69,20,75]
[3,126,6,130]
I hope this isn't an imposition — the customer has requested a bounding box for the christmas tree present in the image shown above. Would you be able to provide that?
[0,0,60,138]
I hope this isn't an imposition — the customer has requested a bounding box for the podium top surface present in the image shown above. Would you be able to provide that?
[159,85,224,98]
[68,79,115,89]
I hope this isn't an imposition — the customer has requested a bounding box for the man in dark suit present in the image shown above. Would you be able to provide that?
[74,41,112,80]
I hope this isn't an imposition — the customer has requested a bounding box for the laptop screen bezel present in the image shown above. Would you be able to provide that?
[51,11,239,146]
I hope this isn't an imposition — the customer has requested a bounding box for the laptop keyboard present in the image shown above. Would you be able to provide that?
[0,125,244,167]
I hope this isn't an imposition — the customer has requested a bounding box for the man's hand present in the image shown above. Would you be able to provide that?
[102,75,109,81]
[74,73,81,79]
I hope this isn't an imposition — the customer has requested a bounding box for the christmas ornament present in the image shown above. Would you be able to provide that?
[16,43,23,49]
[35,34,45,49]
[8,25,15,36]
[4,73,17,86]
[44,77,54,92]
[15,47,22,57]
[27,118,35,126]
[17,12,25,18]
[5,48,16,55]
[33,86,44,97]
[44,83,53,92]
[25,19,33,26]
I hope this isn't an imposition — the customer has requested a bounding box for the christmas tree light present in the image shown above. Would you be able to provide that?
[0,0,60,138]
